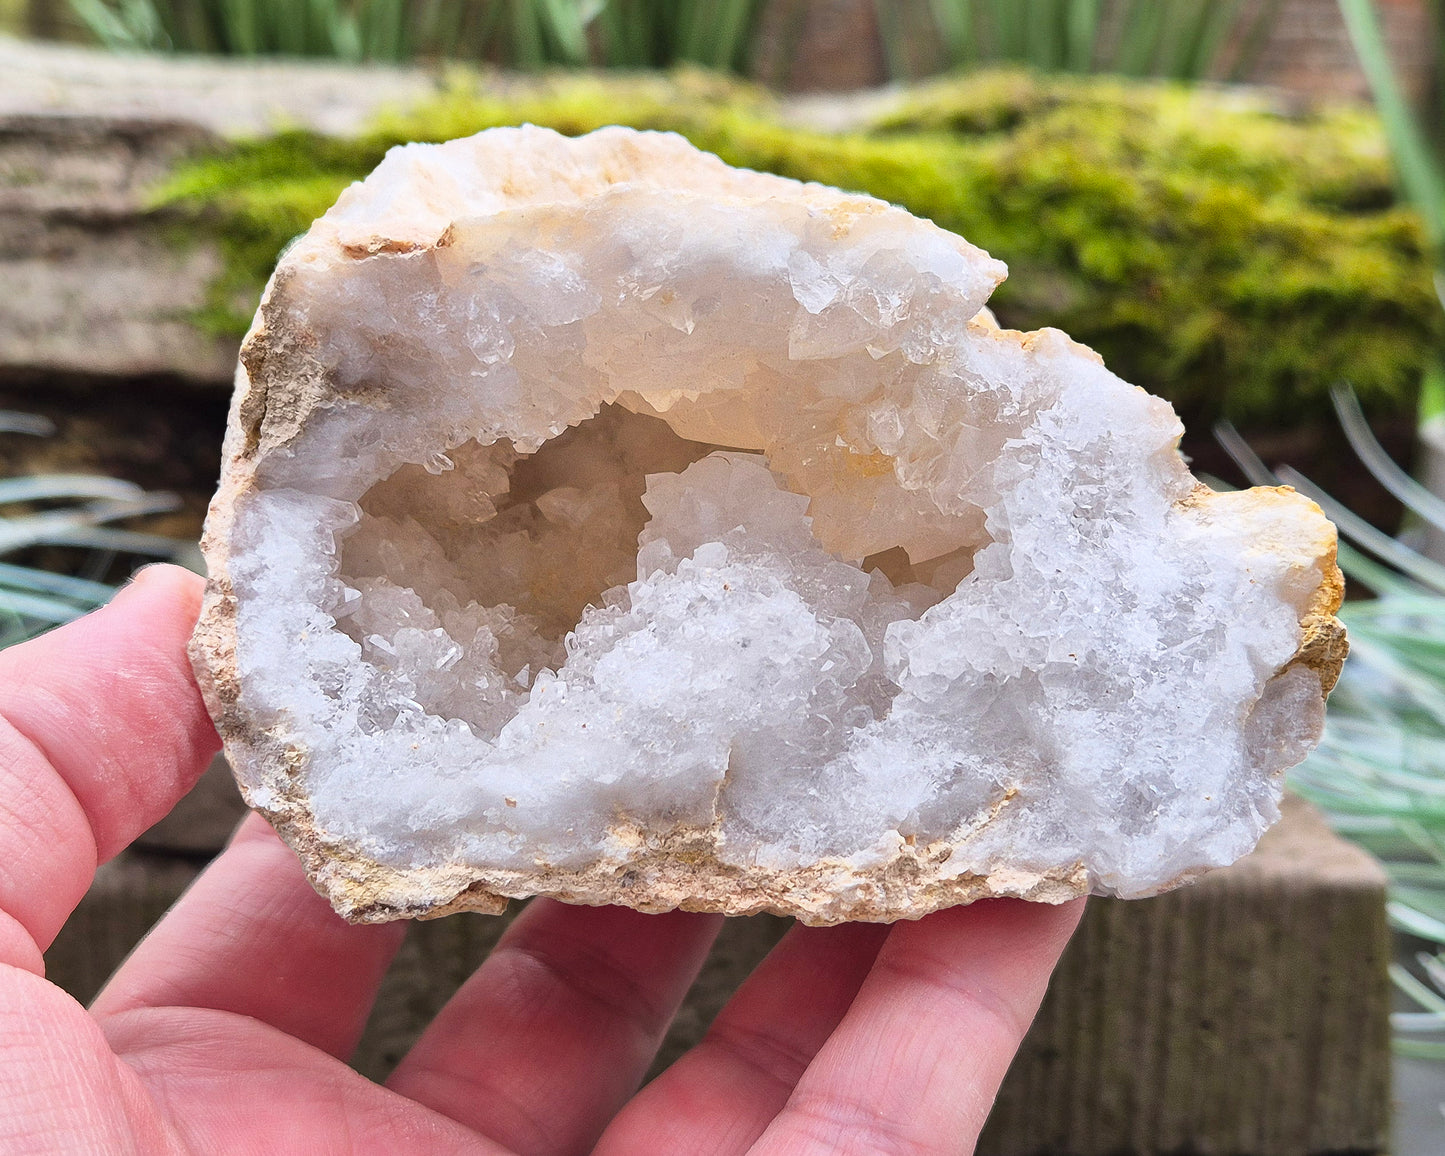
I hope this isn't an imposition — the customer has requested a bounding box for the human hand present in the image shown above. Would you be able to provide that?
[0,564,1083,1155]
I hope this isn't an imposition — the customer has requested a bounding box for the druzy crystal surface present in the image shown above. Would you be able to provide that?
[191,126,1344,923]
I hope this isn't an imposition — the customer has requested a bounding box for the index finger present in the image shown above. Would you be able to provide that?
[0,564,218,971]
[751,897,1084,1156]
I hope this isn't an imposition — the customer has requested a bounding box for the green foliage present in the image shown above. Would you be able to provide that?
[1338,0,1445,252]
[591,0,765,72]
[65,0,765,70]
[0,413,188,649]
[1337,0,1445,427]
[878,0,1281,83]
[67,0,592,63]
[1222,392,1445,1057]
[1296,578,1445,1057]
[157,69,1441,424]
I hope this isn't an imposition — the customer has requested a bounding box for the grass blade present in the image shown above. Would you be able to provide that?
[0,562,116,603]
[1111,0,1163,76]
[1213,419,1280,486]
[1395,1038,1445,1058]
[1394,1011,1445,1030]
[1338,0,1445,250]
[1276,466,1445,594]
[929,0,975,68]
[536,0,592,66]
[1185,0,1244,79]
[65,0,158,48]
[0,475,144,504]
[1227,0,1283,81]
[0,413,55,436]
[1025,0,1062,71]
[874,0,913,79]
[1339,540,1419,597]
[0,493,179,555]
[32,526,190,555]
[1392,960,1445,1013]
[1333,383,1445,533]
[991,0,1024,59]
[1392,901,1445,943]
[0,586,105,624]
[1066,0,1100,72]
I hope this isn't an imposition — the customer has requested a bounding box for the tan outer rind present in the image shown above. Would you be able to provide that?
[1179,484,1347,697]
[190,291,1346,925]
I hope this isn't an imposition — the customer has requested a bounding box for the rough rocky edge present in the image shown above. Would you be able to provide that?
[190,125,1345,925]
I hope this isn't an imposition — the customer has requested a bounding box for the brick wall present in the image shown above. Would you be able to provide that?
[1249,0,1434,103]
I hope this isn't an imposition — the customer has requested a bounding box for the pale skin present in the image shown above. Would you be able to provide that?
[0,564,1084,1155]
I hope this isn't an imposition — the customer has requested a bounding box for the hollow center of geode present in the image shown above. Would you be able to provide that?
[340,405,716,646]
[333,402,973,743]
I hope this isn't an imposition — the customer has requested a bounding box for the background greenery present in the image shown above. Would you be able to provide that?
[876,0,1282,82]
[62,0,767,70]
[55,0,1278,82]
[1219,385,1445,1058]
[0,413,190,649]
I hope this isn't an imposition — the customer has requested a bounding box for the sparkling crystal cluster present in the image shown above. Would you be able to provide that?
[191,126,1345,923]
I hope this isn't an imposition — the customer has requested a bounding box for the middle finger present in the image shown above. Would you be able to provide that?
[387,898,721,1156]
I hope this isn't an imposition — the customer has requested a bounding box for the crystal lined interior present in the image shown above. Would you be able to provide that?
[222,126,1330,900]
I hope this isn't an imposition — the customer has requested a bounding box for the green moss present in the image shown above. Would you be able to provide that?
[155,68,1442,423]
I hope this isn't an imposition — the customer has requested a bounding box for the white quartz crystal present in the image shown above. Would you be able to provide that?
[191,125,1345,923]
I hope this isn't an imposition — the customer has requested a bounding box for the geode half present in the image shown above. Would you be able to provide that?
[191,125,1345,925]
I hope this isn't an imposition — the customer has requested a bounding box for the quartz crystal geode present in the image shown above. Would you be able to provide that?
[191,125,1346,925]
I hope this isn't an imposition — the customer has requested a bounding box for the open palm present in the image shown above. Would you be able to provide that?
[0,565,1081,1155]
